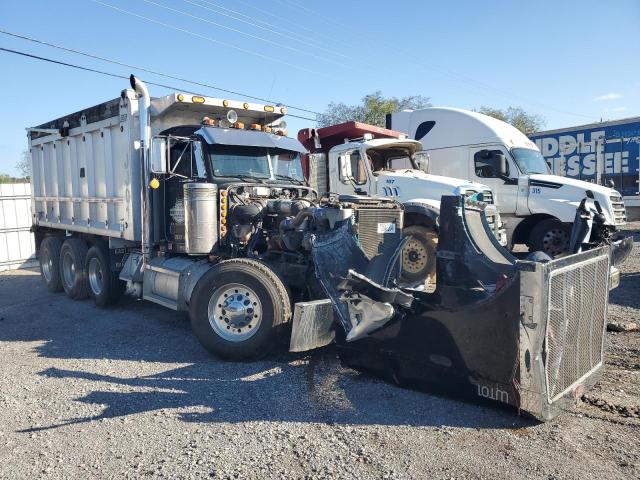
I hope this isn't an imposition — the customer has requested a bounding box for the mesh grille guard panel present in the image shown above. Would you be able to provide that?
[544,254,610,402]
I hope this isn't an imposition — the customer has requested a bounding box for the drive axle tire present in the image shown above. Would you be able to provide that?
[528,219,571,258]
[189,259,292,360]
[400,225,437,287]
[59,238,90,300]
[86,245,123,307]
[39,236,64,292]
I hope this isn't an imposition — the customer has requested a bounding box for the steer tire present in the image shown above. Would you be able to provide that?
[39,236,64,292]
[86,245,123,307]
[528,219,571,258]
[189,259,292,360]
[59,238,90,300]
[400,225,438,288]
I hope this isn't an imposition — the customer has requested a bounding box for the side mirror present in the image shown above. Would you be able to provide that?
[414,151,430,173]
[339,154,352,183]
[150,137,168,174]
[492,152,508,177]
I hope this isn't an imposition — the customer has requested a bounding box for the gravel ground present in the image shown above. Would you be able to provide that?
[0,224,638,480]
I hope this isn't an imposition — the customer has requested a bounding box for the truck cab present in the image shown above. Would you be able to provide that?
[389,107,629,256]
[299,122,505,286]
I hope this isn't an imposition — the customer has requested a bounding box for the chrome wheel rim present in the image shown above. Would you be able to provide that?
[402,237,429,274]
[61,251,76,288]
[207,283,262,342]
[41,248,53,282]
[542,228,569,257]
[88,257,104,296]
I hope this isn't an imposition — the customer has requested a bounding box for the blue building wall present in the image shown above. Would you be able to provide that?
[530,119,640,197]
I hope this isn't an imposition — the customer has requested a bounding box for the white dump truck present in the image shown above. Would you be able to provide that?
[298,121,506,285]
[28,75,418,359]
[388,108,631,257]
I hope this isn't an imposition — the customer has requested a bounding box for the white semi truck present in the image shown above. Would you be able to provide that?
[298,121,506,286]
[388,108,630,257]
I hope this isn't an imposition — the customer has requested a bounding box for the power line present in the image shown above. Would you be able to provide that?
[181,0,354,62]
[0,29,321,116]
[271,0,593,120]
[0,46,317,122]
[142,0,354,70]
[90,0,323,76]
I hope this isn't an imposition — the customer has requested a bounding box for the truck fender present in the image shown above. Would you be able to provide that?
[402,200,440,228]
[531,198,581,223]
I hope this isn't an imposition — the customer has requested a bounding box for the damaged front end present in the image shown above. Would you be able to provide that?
[305,194,617,421]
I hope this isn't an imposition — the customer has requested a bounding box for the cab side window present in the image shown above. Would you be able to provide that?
[474,149,509,178]
[350,150,368,185]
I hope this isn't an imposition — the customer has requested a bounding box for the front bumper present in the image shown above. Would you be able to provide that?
[338,196,614,422]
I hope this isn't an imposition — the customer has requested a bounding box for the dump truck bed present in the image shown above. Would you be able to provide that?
[28,89,287,241]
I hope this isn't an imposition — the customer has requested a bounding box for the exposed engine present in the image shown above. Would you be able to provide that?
[221,185,403,295]
[224,185,352,256]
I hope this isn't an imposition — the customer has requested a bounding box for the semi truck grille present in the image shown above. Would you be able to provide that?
[356,207,403,260]
[481,190,494,204]
[609,195,627,225]
[545,254,610,402]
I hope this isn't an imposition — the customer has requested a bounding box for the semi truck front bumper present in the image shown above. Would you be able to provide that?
[331,196,615,421]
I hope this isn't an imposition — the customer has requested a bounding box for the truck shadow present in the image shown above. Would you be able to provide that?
[1,270,534,431]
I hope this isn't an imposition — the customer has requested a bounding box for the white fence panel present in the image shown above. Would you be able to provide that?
[0,183,36,271]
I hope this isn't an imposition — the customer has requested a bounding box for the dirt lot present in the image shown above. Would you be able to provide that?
[0,225,638,480]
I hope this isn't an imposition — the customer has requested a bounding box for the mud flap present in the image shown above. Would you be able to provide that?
[289,299,336,352]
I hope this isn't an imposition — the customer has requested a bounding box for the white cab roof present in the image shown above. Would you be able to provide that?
[395,107,538,150]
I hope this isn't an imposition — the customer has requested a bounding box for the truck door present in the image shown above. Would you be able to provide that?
[330,149,374,196]
[469,146,521,214]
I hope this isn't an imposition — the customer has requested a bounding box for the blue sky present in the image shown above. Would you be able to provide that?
[1,0,638,176]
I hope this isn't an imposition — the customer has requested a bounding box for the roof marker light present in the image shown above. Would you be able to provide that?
[243,102,250,110]
[192,96,205,104]
[223,99,229,107]
[177,94,184,102]
[264,105,275,112]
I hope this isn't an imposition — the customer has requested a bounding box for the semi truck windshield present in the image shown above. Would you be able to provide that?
[512,148,551,175]
[209,145,271,179]
[271,150,305,181]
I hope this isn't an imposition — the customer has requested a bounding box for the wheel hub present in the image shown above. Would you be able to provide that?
[542,228,569,256]
[62,251,76,288]
[41,250,52,282]
[88,257,104,295]
[402,239,428,274]
[208,283,262,342]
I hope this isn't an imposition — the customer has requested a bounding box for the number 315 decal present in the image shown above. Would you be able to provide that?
[531,187,541,194]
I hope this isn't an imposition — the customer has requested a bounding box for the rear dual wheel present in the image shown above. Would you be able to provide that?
[86,245,123,307]
[60,238,90,300]
[39,236,64,292]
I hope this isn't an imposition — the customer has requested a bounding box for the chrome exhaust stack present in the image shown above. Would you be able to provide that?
[130,74,151,266]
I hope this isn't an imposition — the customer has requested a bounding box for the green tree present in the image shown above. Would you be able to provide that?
[477,106,545,135]
[0,174,29,183]
[16,150,31,179]
[317,92,431,128]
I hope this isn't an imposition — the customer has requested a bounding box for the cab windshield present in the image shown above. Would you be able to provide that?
[366,147,416,174]
[512,148,550,175]
[208,145,271,179]
[271,150,305,182]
